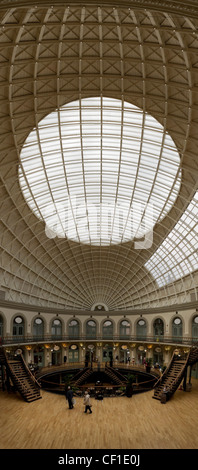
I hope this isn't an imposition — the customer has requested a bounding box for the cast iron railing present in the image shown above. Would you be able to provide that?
[0,333,197,347]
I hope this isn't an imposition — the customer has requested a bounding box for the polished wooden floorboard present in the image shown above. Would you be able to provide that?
[0,379,198,450]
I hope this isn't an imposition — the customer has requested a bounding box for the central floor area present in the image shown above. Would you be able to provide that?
[1,378,198,450]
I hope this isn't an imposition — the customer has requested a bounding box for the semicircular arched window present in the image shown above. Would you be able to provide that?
[172,317,183,340]
[192,315,198,341]
[68,319,79,339]
[120,320,131,339]
[153,318,164,339]
[13,316,24,339]
[51,318,62,339]
[102,320,113,339]
[136,319,147,340]
[86,320,96,339]
[33,317,44,340]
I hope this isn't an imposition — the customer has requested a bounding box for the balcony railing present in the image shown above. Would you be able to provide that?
[0,333,198,347]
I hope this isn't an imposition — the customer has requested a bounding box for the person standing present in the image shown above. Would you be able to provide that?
[66,385,74,409]
[83,390,92,414]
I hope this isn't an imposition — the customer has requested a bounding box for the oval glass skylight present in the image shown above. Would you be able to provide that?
[19,97,181,246]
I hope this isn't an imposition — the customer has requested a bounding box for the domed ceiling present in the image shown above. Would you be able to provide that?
[0,0,197,311]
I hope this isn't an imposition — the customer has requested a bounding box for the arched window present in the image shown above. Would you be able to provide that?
[33,317,44,340]
[13,316,24,339]
[51,318,62,339]
[153,318,164,339]
[86,320,96,339]
[102,320,113,339]
[192,316,198,342]
[0,315,3,338]
[172,317,183,340]
[120,320,130,339]
[68,319,79,338]
[136,319,147,340]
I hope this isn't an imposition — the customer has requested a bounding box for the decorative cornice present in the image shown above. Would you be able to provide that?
[0,0,198,18]
[0,298,197,316]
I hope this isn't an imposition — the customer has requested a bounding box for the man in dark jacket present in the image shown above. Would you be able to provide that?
[66,386,74,409]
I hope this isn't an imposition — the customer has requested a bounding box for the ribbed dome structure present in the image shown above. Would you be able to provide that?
[0,0,197,310]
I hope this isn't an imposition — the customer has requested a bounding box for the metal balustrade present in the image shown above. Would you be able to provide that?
[0,333,197,347]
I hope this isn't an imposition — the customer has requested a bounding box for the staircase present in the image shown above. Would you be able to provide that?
[69,367,90,385]
[105,366,126,386]
[188,345,198,365]
[153,346,198,403]
[71,367,93,386]
[0,347,41,403]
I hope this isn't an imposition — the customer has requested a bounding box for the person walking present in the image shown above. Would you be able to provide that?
[83,390,92,414]
[66,385,74,409]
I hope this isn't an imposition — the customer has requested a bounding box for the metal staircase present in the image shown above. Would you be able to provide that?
[153,346,198,402]
[0,347,42,403]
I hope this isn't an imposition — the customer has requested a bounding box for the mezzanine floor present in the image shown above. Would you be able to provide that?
[0,378,198,450]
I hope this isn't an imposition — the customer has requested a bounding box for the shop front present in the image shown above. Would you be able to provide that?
[68,344,79,363]
[103,344,113,364]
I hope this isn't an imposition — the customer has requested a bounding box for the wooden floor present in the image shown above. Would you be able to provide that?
[0,379,198,450]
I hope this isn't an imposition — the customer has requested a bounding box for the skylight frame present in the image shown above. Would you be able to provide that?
[19,97,181,246]
[145,191,198,286]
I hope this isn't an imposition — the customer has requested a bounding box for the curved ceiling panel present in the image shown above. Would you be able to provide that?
[0,1,197,310]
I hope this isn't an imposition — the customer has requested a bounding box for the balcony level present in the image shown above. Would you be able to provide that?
[1,333,197,348]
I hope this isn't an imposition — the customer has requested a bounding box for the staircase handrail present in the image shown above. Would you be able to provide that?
[153,351,175,389]
[36,361,86,379]
[70,367,90,383]
[74,367,92,385]
[155,350,190,401]
[170,368,187,394]
[19,353,41,388]
[105,366,125,385]
[105,365,128,383]
[7,360,30,395]
[188,346,198,365]
[171,350,191,390]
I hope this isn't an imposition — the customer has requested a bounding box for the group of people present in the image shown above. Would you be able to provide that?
[65,386,92,414]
